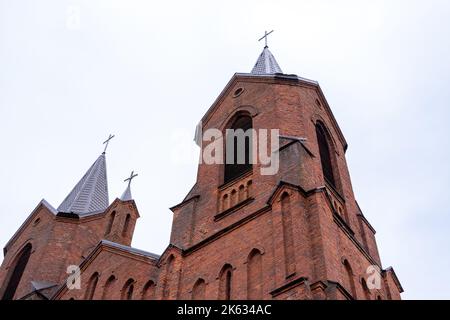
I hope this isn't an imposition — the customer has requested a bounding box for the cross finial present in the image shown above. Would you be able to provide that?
[124,171,138,187]
[102,134,115,154]
[258,30,274,48]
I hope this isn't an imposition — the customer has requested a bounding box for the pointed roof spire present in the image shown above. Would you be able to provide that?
[57,153,109,215]
[120,171,138,201]
[251,30,283,75]
[251,46,283,74]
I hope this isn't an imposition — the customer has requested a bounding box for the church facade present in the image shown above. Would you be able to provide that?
[0,46,403,300]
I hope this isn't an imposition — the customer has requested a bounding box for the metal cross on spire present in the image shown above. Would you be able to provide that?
[102,134,115,154]
[124,171,138,187]
[258,30,274,48]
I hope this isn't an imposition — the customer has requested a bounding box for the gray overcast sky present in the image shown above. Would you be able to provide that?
[1,0,449,299]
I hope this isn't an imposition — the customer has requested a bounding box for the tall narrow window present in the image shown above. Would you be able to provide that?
[281,192,295,276]
[1,243,32,300]
[224,115,253,183]
[192,278,206,300]
[361,278,371,300]
[238,185,245,202]
[162,255,175,299]
[315,123,335,187]
[84,272,99,300]
[218,264,233,300]
[105,211,116,235]
[142,280,156,300]
[121,279,135,300]
[247,249,263,299]
[122,214,131,236]
[102,275,116,299]
[343,259,357,299]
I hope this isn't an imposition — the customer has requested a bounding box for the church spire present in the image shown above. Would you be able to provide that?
[120,171,138,201]
[251,30,283,75]
[57,135,113,215]
[57,153,109,215]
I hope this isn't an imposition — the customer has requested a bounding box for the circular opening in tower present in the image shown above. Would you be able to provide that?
[233,88,244,98]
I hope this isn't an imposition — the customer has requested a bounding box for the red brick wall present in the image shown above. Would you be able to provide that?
[0,199,139,299]
[0,74,402,300]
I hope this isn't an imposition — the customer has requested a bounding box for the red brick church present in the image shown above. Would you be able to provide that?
[0,44,403,300]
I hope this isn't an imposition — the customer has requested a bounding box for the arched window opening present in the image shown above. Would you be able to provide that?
[105,211,116,235]
[247,249,263,299]
[142,280,156,300]
[246,180,252,198]
[281,192,295,276]
[122,214,131,237]
[315,123,335,187]
[362,278,371,300]
[102,275,116,299]
[238,185,245,202]
[343,259,357,299]
[84,272,99,300]
[222,194,229,211]
[230,189,237,207]
[218,264,233,300]
[162,255,175,299]
[121,278,135,300]
[224,115,253,183]
[1,243,32,300]
[192,278,206,300]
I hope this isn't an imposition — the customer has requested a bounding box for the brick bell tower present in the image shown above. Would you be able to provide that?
[169,41,403,300]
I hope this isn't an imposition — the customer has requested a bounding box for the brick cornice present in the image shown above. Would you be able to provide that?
[269,276,309,297]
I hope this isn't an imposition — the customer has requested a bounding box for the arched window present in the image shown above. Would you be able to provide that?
[122,214,131,236]
[222,194,229,211]
[218,264,233,300]
[162,255,175,299]
[142,280,156,300]
[281,192,295,276]
[102,275,116,299]
[246,180,252,198]
[1,243,32,300]
[84,272,99,300]
[361,278,371,300]
[105,211,116,235]
[315,122,336,187]
[224,115,253,183]
[238,185,245,202]
[121,278,135,300]
[230,189,237,207]
[247,249,263,299]
[192,278,206,300]
[343,259,357,299]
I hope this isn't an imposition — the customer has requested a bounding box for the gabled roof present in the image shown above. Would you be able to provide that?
[19,281,58,300]
[57,153,109,215]
[31,281,57,291]
[251,46,283,74]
